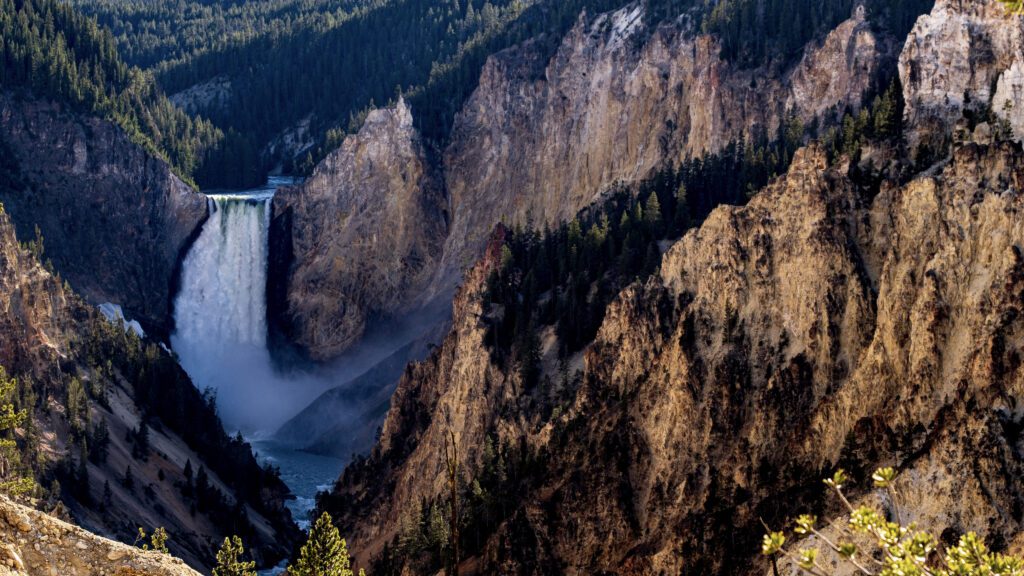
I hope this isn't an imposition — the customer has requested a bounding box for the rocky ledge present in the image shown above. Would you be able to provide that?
[0,495,199,576]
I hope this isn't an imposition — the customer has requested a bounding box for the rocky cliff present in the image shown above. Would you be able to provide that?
[329,137,1024,574]
[900,0,1024,155]
[0,94,208,334]
[270,98,447,361]
[437,2,888,288]
[274,2,896,361]
[0,200,297,570]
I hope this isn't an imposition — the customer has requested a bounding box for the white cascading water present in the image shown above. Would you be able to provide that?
[173,178,352,547]
[172,178,317,433]
[174,195,271,350]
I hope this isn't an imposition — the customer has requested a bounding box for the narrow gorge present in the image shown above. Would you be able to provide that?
[169,177,347,539]
[5,0,1024,574]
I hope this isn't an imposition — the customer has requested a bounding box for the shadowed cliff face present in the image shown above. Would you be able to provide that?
[0,95,208,334]
[327,139,1024,574]
[271,99,448,361]
[274,2,895,361]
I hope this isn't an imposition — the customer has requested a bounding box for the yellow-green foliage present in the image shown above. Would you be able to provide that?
[136,526,169,554]
[762,468,1024,576]
[214,536,257,576]
[1000,1,1024,14]
[0,367,34,497]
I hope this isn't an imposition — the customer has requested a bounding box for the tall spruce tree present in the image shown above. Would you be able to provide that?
[287,512,363,576]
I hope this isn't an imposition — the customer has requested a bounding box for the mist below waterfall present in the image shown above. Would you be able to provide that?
[171,177,449,447]
[171,179,326,433]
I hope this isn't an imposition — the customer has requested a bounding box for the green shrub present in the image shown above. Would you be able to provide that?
[762,468,1024,576]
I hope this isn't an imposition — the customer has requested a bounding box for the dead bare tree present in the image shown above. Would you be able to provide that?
[444,429,460,576]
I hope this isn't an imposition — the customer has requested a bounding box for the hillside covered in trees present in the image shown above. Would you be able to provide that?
[60,0,932,188]
[0,0,224,185]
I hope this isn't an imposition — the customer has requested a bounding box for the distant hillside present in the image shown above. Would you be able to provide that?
[0,0,223,185]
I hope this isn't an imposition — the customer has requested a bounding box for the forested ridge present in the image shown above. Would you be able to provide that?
[155,0,638,177]
[0,0,224,185]
[64,0,587,183]
[66,0,368,71]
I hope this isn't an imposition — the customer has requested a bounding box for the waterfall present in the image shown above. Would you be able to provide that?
[171,179,311,433]
[174,195,271,351]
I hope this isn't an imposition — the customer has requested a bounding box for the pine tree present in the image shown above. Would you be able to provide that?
[644,192,663,234]
[214,535,257,576]
[102,480,113,510]
[123,465,134,491]
[66,377,87,433]
[132,419,150,460]
[287,512,363,576]
[674,182,691,233]
[76,444,91,504]
[88,420,110,464]
[0,366,33,496]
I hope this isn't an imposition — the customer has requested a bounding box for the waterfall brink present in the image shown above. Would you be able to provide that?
[174,196,271,350]
[171,178,314,433]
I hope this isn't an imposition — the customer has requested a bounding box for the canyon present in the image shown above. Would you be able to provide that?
[269,1,899,362]
[331,136,1024,573]
[318,0,1024,573]
[4,0,1024,574]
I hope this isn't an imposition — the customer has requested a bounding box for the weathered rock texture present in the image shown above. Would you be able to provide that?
[0,95,208,334]
[900,0,1024,154]
[436,2,888,289]
[329,141,1024,574]
[0,202,296,570]
[271,98,447,360]
[276,2,893,360]
[0,495,200,576]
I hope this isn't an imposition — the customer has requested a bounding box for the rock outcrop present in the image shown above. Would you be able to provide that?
[900,0,1024,154]
[270,98,447,360]
[327,140,1024,574]
[169,76,232,116]
[0,94,208,334]
[0,495,200,576]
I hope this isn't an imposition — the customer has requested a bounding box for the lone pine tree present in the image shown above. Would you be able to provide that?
[287,512,364,576]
